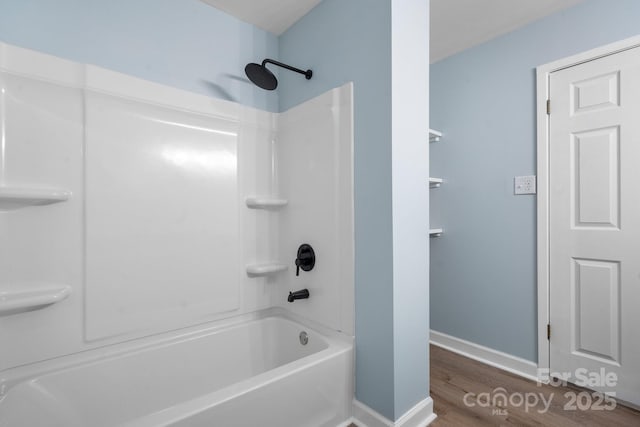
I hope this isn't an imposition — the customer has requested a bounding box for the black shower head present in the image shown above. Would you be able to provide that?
[245,62,278,90]
[245,59,312,91]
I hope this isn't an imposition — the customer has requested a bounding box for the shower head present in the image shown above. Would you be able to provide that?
[245,62,278,90]
[245,59,312,91]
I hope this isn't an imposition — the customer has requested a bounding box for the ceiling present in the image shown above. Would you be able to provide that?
[200,0,585,61]
[200,0,322,35]
[430,0,584,62]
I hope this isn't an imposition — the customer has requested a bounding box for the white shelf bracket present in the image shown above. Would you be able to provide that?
[429,129,443,143]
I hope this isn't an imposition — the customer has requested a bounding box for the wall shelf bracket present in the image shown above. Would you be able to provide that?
[429,129,443,143]
[429,177,443,188]
[429,228,444,237]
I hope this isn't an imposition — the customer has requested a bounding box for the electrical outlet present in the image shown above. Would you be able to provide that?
[514,175,536,195]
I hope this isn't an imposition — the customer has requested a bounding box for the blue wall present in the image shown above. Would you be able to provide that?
[430,0,640,362]
[279,0,397,418]
[280,0,431,420]
[0,0,279,111]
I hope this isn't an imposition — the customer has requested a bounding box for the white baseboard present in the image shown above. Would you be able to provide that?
[430,329,539,382]
[352,397,436,427]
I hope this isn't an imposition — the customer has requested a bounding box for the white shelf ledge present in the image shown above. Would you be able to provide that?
[429,228,444,237]
[429,129,443,143]
[0,186,71,211]
[245,197,288,209]
[429,177,444,188]
[0,284,71,316]
[246,264,288,277]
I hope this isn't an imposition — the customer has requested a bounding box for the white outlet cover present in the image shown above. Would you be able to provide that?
[514,175,536,195]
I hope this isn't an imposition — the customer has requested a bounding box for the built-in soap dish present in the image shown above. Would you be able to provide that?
[0,186,71,211]
[0,283,71,316]
[245,197,288,209]
[246,264,288,277]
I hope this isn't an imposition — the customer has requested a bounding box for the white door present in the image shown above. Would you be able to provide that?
[549,46,640,405]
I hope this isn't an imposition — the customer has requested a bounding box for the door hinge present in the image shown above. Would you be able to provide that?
[546,99,551,115]
[547,323,551,340]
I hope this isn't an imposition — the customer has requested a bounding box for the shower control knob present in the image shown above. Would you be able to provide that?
[295,244,315,276]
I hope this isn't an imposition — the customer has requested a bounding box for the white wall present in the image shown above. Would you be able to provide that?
[275,83,354,335]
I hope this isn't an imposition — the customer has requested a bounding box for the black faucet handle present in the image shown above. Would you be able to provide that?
[295,244,315,277]
[298,252,312,260]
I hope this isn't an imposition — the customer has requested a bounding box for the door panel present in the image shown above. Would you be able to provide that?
[571,126,619,228]
[549,46,640,405]
[573,258,620,364]
[571,71,620,114]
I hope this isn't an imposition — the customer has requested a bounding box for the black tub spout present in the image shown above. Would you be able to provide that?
[288,289,310,303]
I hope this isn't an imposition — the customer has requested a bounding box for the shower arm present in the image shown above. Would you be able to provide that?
[262,59,313,80]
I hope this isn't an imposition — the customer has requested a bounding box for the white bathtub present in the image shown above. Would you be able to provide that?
[0,313,354,427]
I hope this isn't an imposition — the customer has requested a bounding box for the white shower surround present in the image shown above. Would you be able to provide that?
[0,42,354,425]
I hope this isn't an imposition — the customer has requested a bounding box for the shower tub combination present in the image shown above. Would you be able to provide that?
[0,42,355,427]
[0,312,354,427]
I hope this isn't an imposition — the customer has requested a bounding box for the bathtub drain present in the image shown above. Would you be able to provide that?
[299,331,309,345]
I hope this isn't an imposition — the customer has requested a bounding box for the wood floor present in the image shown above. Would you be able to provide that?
[429,345,640,426]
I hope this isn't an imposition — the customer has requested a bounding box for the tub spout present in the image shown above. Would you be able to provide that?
[288,289,310,303]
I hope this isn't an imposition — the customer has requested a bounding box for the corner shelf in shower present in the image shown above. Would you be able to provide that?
[246,264,288,277]
[0,283,71,316]
[429,129,443,143]
[0,186,71,211]
[429,228,444,237]
[245,197,288,209]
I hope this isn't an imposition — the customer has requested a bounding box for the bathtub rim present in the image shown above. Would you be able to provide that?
[120,327,353,427]
[0,307,353,395]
